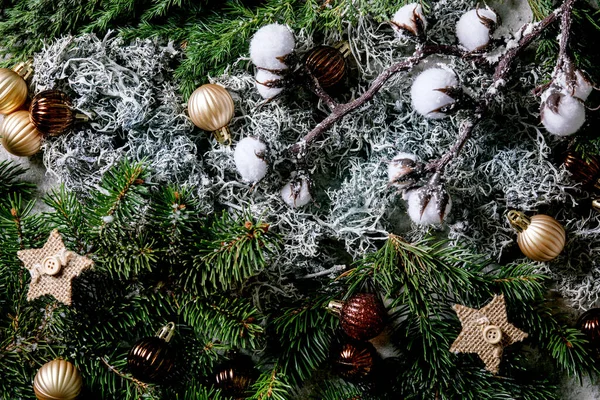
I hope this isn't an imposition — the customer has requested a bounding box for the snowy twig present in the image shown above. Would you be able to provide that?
[291,0,576,174]
[304,66,338,111]
[290,44,467,156]
[426,0,576,173]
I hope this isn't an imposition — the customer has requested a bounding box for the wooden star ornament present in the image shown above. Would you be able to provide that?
[17,230,93,306]
[450,294,528,374]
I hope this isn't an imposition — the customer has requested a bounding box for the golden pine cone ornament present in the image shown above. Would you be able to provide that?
[507,210,566,262]
[1,110,43,156]
[187,84,235,144]
[30,90,86,136]
[33,359,83,400]
[0,62,32,114]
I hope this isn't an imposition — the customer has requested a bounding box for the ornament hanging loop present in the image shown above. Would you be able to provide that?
[156,322,176,343]
[327,300,344,316]
[213,125,232,145]
[507,210,531,232]
[13,60,33,80]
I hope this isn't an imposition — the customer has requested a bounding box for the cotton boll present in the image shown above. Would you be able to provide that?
[411,68,459,119]
[250,24,295,70]
[255,69,284,100]
[572,70,593,101]
[405,188,452,226]
[391,3,427,38]
[388,152,421,188]
[541,91,585,136]
[234,137,268,183]
[281,177,312,208]
[456,8,497,51]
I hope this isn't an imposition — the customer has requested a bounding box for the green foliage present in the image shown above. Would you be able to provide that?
[0,159,282,399]
[270,296,337,383]
[248,366,294,400]
[337,234,598,399]
[0,160,34,204]
[189,211,280,294]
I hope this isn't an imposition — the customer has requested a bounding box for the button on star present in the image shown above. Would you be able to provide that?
[17,230,93,306]
[450,294,528,374]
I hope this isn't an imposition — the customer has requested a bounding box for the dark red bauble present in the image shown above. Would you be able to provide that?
[577,308,600,350]
[212,355,257,399]
[329,293,387,341]
[331,339,376,380]
[304,45,347,88]
[127,334,176,383]
[562,150,600,189]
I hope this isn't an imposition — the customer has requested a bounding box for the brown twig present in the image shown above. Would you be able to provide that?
[100,356,150,389]
[291,44,467,156]
[292,0,577,176]
[426,0,577,172]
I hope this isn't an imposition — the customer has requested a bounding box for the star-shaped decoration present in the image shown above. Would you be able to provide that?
[17,229,93,306]
[449,294,528,374]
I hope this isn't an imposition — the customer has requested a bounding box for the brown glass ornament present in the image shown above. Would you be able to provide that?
[127,322,176,383]
[562,150,600,190]
[577,308,600,354]
[29,90,87,137]
[331,339,376,380]
[329,293,387,341]
[212,355,257,399]
[304,43,348,88]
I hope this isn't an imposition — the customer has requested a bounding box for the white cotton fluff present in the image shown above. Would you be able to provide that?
[541,92,586,137]
[249,23,295,70]
[404,189,452,226]
[234,137,268,183]
[281,177,312,208]
[456,8,497,51]
[572,70,593,101]
[391,3,427,38]
[411,68,458,119]
[388,152,418,188]
[255,69,284,100]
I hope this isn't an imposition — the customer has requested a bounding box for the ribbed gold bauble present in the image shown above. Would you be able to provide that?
[0,62,32,114]
[30,90,87,137]
[1,110,43,156]
[507,210,566,262]
[187,84,234,144]
[33,359,83,400]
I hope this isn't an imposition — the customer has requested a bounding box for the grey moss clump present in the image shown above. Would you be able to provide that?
[33,2,600,309]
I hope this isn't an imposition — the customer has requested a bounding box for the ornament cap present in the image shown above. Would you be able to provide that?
[156,322,176,343]
[507,210,531,232]
[327,300,344,316]
[75,113,89,123]
[333,40,351,59]
[213,125,232,145]
[13,60,33,80]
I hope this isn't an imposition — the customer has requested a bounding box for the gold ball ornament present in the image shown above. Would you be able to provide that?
[33,359,83,400]
[1,110,43,156]
[0,62,32,114]
[187,84,234,145]
[507,210,566,262]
